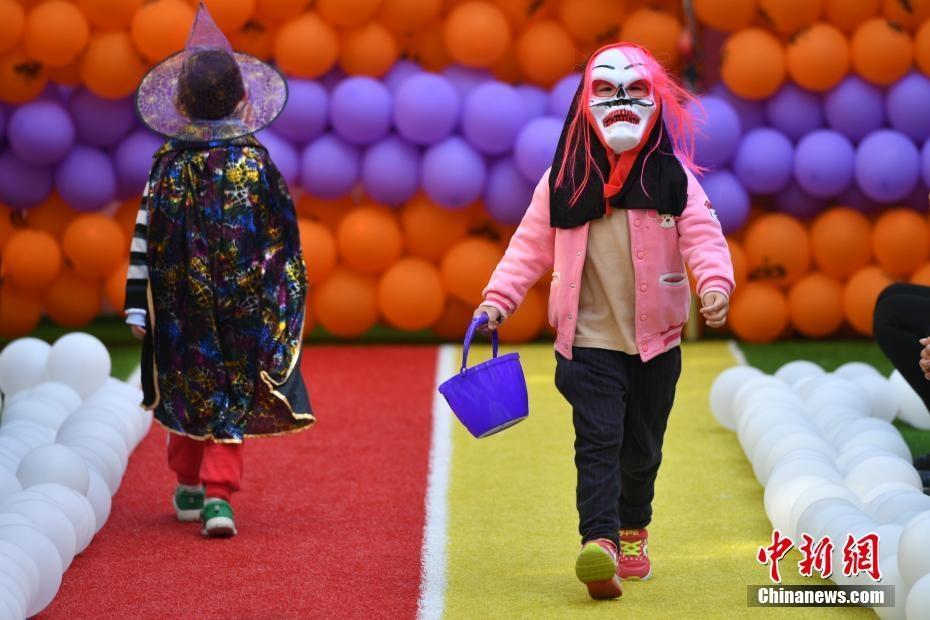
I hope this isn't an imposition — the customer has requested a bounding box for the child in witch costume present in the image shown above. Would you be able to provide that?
[125,4,313,538]
[475,43,734,599]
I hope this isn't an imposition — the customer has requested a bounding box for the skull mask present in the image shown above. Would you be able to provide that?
[587,48,657,155]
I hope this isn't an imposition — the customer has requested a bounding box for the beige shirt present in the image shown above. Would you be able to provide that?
[573,211,639,354]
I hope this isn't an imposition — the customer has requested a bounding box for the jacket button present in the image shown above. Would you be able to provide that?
[640,314,647,321]
[569,283,575,288]
[636,250,644,259]
[576,251,582,257]
[634,218,641,227]
[568,314,573,320]
[640,284,647,292]
[643,344,650,352]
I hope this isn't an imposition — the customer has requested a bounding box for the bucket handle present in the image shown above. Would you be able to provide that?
[461,314,499,373]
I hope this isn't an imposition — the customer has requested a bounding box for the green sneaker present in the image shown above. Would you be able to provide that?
[201,499,237,538]
[173,486,204,522]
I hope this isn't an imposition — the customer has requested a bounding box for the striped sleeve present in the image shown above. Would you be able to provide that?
[123,181,150,314]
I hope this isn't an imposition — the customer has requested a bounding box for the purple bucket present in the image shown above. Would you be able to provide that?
[438,314,529,438]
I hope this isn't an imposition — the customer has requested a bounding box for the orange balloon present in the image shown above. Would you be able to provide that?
[0,283,42,338]
[337,206,404,275]
[516,20,577,87]
[130,0,195,63]
[490,44,521,82]
[788,272,845,337]
[297,195,353,231]
[339,22,399,77]
[0,48,47,104]
[24,193,76,241]
[62,215,126,280]
[917,19,930,76]
[0,0,25,55]
[843,265,893,335]
[721,29,787,100]
[104,259,128,312]
[115,196,141,243]
[851,17,913,85]
[558,0,626,45]
[759,0,824,34]
[443,2,512,68]
[498,285,545,343]
[729,283,790,343]
[302,304,315,339]
[74,0,143,29]
[80,31,147,99]
[255,0,307,21]
[47,59,81,86]
[825,0,879,32]
[0,204,15,254]
[317,0,381,28]
[871,208,930,277]
[744,213,812,287]
[431,297,475,339]
[400,195,470,262]
[23,1,89,68]
[693,0,756,32]
[380,0,441,33]
[440,237,503,306]
[313,266,379,337]
[377,258,447,331]
[42,268,101,328]
[231,18,277,61]
[728,238,749,291]
[405,21,454,71]
[620,8,683,67]
[274,13,339,79]
[1,229,61,291]
[202,0,256,33]
[786,22,850,91]
[491,0,554,30]
[298,218,338,285]
[882,0,930,30]
[910,263,930,286]
[810,207,872,278]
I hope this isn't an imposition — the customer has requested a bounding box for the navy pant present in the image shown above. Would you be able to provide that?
[555,346,681,549]
[874,283,930,411]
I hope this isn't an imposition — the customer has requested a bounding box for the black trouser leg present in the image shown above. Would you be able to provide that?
[874,283,930,411]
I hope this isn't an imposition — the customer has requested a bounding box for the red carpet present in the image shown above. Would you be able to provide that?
[42,346,439,619]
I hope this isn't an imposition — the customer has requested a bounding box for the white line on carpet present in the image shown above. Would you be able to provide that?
[417,345,456,620]
[727,340,748,366]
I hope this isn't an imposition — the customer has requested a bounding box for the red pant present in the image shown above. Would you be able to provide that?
[167,434,244,501]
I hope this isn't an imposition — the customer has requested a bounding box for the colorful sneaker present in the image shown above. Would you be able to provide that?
[173,486,204,522]
[575,539,622,600]
[201,499,237,538]
[618,528,651,580]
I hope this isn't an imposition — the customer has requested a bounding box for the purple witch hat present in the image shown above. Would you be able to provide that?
[135,2,287,142]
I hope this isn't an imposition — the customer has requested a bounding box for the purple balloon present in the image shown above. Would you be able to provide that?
[421,137,486,209]
[319,68,346,91]
[709,83,766,132]
[514,116,562,183]
[256,129,299,187]
[855,130,920,203]
[442,65,493,98]
[330,77,392,146]
[300,134,360,199]
[887,72,930,143]
[765,84,824,142]
[384,60,423,93]
[548,73,582,118]
[922,138,930,188]
[485,158,534,225]
[0,105,7,141]
[700,170,749,234]
[271,79,328,144]
[114,129,163,198]
[394,74,460,145]
[8,101,75,166]
[824,76,885,143]
[902,183,930,212]
[516,85,548,119]
[837,184,880,215]
[67,88,136,148]
[362,135,420,206]
[0,150,52,209]
[691,96,742,168]
[774,180,827,220]
[462,83,527,155]
[56,146,117,212]
[733,128,793,194]
[794,130,855,198]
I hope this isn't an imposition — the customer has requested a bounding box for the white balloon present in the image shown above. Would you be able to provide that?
[103,377,143,403]
[767,454,844,490]
[0,437,30,461]
[709,366,765,430]
[846,456,923,500]
[796,497,864,543]
[732,377,790,426]
[0,569,28,620]
[61,439,123,496]
[788,483,860,540]
[0,540,38,616]
[870,491,930,524]
[738,408,811,455]
[897,511,930,588]
[0,339,50,397]
[56,419,129,462]
[837,429,912,463]
[27,483,95,554]
[764,476,836,534]
[854,375,897,422]
[0,524,61,617]
[875,553,908,620]
[16,444,89,495]
[0,470,20,505]
[774,360,825,387]
[811,408,869,443]
[0,494,76,570]
[0,450,20,474]
[823,513,878,553]
[889,370,930,430]
[859,482,924,505]
[0,422,54,448]
[45,333,111,400]
[836,446,904,475]
[0,398,69,432]
[906,573,930,620]
[84,469,111,534]
[30,382,82,414]
[835,362,882,380]
[757,433,838,485]
[65,408,134,451]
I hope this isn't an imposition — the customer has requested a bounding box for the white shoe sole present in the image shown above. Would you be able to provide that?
[173,497,203,523]
[202,516,237,538]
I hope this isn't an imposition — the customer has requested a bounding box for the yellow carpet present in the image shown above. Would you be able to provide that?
[443,342,873,619]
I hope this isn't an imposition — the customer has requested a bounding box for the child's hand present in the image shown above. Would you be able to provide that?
[130,325,146,341]
[473,305,502,334]
[920,337,930,379]
[700,292,729,328]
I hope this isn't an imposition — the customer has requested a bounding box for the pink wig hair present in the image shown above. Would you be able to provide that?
[555,42,702,206]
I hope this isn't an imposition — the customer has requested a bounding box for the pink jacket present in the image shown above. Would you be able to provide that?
[483,167,735,362]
